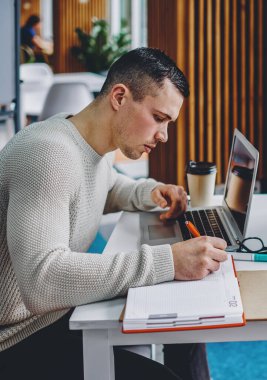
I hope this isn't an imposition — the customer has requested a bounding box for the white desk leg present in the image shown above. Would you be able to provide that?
[82,329,115,380]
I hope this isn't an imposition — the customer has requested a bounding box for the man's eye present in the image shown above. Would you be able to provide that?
[154,115,164,122]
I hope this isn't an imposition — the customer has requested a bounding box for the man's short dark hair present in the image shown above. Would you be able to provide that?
[99,47,189,101]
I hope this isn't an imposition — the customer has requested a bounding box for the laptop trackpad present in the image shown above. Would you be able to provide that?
[148,224,176,240]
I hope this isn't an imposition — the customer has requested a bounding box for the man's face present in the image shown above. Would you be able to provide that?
[112,79,184,160]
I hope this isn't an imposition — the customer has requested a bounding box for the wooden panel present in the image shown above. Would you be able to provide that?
[206,0,213,163]
[148,0,267,189]
[240,0,247,135]
[53,0,107,73]
[249,0,254,144]
[215,0,222,183]
[223,0,230,175]
[20,0,40,26]
[188,0,196,163]
[176,0,189,188]
[232,0,238,144]
[257,0,264,182]
[198,0,205,161]
[148,0,178,185]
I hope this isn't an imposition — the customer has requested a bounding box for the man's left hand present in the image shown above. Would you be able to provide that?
[151,184,188,220]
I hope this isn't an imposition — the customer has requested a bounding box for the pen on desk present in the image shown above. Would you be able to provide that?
[231,252,267,262]
[185,221,201,238]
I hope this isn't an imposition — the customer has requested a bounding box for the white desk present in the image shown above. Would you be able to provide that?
[70,194,267,380]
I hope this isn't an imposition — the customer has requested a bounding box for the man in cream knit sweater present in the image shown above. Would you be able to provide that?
[0,48,227,379]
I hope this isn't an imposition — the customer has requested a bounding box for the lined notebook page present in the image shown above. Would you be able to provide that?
[125,255,242,320]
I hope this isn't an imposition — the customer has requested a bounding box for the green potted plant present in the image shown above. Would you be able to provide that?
[71,18,131,74]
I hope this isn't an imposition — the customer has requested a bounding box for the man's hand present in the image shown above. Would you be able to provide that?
[171,236,228,280]
[151,184,187,220]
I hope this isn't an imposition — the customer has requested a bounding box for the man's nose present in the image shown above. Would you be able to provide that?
[155,125,168,143]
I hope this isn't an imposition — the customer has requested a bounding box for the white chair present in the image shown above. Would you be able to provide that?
[54,72,106,93]
[20,63,54,117]
[38,81,94,121]
[20,63,53,83]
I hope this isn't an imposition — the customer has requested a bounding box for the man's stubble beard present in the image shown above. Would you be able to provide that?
[115,122,142,160]
[122,145,142,160]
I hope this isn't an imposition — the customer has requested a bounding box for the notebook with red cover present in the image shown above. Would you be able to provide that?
[123,255,245,334]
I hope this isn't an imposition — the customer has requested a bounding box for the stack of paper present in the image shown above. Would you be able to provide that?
[123,255,245,333]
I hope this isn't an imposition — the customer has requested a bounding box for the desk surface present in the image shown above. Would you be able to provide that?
[70,194,267,335]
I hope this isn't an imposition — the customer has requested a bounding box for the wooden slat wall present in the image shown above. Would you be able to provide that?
[147,0,179,184]
[148,0,267,189]
[257,0,265,190]
[20,0,40,26]
[53,0,107,73]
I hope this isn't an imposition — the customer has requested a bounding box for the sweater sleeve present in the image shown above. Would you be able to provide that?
[104,165,163,213]
[7,143,174,315]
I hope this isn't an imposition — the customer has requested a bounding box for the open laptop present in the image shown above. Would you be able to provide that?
[140,129,259,251]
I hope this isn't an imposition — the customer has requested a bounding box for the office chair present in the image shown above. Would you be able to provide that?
[20,63,54,118]
[38,81,94,121]
[20,63,53,83]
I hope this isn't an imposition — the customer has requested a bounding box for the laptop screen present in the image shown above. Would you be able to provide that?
[224,134,256,234]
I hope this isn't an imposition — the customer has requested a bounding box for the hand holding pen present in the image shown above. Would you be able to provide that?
[170,223,227,280]
[185,220,267,262]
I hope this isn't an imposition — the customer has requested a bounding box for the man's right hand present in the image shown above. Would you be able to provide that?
[171,236,228,281]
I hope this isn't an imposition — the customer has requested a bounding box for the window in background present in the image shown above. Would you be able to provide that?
[110,0,147,48]
[40,0,53,41]
[110,0,149,178]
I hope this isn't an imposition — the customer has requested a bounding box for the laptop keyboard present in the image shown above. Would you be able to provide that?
[177,209,232,246]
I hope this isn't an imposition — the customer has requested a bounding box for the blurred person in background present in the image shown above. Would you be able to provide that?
[20,14,53,63]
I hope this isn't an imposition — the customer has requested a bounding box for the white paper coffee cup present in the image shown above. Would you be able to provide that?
[186,161,217,207]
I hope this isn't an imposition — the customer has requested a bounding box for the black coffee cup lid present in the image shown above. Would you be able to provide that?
[232,165,253,180]
[186,161,217,175]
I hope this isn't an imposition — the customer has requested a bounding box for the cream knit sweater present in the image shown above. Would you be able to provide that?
[0,114,174,351]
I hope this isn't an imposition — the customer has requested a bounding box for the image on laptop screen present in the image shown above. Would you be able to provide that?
[224,135,256,234]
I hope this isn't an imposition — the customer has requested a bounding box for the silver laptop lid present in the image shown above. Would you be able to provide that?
[222,129,259,240]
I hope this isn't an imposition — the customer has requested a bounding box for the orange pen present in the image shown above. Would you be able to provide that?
[185,221,201,238]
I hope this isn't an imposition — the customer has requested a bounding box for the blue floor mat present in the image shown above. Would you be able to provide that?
[87,232,107,253]
[207,341,267,380]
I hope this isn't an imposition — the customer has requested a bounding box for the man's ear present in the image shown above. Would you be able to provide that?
[110,84,129,110]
